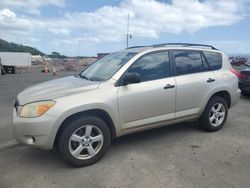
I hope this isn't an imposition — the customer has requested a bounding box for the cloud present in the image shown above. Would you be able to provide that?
[49,28,71,35]
[206,40,250,54]
[48,0,246,43]
[123,0,245,34]
[0,0,65,15]
[0,8,44,31]
[0,8,16,19]
[0,0,248,55]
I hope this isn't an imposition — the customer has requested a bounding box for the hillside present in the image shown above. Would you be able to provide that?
[0,39,45,55]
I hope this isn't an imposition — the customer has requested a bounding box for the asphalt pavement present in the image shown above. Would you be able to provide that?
[0,68,250,188]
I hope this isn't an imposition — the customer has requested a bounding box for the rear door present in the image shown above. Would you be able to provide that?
[117,51,176,130]
[172,50,217,118]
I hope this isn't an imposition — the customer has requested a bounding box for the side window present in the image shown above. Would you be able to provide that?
[127,51,170,82]
[201,54,209,71]
[203,51,222,70]
[174,50,206,76]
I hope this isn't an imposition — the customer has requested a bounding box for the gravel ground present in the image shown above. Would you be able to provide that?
[0,67,250,188]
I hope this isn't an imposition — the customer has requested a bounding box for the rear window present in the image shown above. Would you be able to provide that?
[203,51,222,70]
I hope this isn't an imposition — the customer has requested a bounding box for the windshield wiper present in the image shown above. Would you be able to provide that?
[79,74,94,81]
[73,74,80,78]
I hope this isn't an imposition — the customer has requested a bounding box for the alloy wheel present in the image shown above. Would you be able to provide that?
[69,125,104,160]
[209,103,226,127]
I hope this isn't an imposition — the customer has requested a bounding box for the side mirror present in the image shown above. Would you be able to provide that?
[123,72,140,85]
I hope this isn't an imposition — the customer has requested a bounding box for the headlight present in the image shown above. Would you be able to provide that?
[20,101,55,118]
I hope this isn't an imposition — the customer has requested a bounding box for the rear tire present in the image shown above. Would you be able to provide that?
[199,96,228,132]
[57,116,111,167]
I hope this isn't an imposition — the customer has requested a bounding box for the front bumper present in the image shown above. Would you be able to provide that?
[12,108,58,150]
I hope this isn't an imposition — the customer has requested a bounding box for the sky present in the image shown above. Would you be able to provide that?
[0,0,250,56]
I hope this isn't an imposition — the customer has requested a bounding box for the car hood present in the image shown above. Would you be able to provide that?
[17,75,100,105]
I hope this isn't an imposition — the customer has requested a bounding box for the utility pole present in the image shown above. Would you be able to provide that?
[126,13,132,48]
[76,40,80,73]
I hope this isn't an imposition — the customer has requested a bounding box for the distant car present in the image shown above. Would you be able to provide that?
[245,61,250,66]
[238,68,250,96]
[2,65,15,74]
[231,58,247,66]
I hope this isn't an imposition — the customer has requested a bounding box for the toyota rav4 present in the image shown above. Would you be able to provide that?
[12,43,240,167]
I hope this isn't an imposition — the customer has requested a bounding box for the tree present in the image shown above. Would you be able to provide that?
[48,51,67,59]
[0,38,45,55]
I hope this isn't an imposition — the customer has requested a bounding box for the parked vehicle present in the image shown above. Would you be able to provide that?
[231,58,247,66]
[12,43,240,167]
[2,65,15,74]
[238,68,250,96]
[245,61,250,66]
[0,62,4,75]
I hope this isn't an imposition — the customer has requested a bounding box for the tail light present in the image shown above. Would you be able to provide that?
[231,68,249,80]
[239,72,248,80]
[230,68,240,78]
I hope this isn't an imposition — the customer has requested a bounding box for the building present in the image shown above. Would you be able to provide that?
[78,57,97,66]
[31,55,51,66]
[0,52,31,66]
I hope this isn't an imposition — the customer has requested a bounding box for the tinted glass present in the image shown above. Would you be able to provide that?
[174,50,204,75]
[203,51,222,70]
[201,54,209,71]
[80,51,137,81]
[127,51,170,82]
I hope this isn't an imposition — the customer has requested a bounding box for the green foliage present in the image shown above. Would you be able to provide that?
[48,51,67,59]
[0,39,45,55]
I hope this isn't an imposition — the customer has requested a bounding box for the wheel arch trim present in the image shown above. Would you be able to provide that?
[46,106,119,149]
[200,89,231,116]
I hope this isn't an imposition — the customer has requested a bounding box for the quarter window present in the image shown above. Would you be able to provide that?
[203,51,222,70]
[174,50,206,76]
[126,51,170,82]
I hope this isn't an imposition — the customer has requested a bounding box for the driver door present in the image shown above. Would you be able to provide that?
[117,51,176,130]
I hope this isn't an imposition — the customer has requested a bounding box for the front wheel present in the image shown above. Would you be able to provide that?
[199,96,228,132]
[57,116,111,167]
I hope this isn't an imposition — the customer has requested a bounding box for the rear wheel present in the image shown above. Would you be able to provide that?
[199,96,228,132]
[58,116,111,167]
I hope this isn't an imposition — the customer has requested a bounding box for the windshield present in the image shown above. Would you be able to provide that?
[80,51,137,81]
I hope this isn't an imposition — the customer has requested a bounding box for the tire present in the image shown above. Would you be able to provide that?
[199,96,228,132]
[57,116,111,167]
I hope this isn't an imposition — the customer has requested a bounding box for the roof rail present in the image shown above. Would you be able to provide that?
[152,43,218,50]
[126,46,148,49]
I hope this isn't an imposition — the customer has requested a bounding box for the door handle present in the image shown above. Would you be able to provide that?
[163,84,175,89]
[207,78,215,83]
